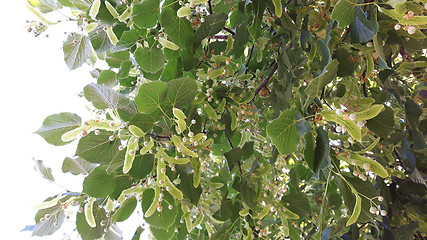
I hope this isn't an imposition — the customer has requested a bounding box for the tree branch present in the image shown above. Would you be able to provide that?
[255,63,278,96]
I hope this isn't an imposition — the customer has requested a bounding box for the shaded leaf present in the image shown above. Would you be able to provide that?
[224,147,243,171]
[305,60,339,97]
[33,159,54,182]
[128,154,155,180]
[62,157,98,175]
[366,106,394,137]
[194,13,228,43]
[314,127,330,175]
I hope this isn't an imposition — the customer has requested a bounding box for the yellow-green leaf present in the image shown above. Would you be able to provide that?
[346,193,361,227]
[89,0,101,19]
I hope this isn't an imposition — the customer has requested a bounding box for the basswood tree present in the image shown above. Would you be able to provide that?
[25,0,426,239]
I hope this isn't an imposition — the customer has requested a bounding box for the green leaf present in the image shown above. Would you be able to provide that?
[281,192,311,218]
[166,77,198,107]
[178,170,202,205]
[135,81,167,114]
[62,157,98,175]
[365,106,394,137]
[210,223,229,240]
[240,176,257,208]
[141,188,178,230]
[335,48,357,77]
[28,0,62,13]
[194,13,228,43]
[106,50,130,68]
[84,83,129,109]
[314,127,330,175]
[266,108,300,155]
[305,60,339,97]
[76,202,108,240]
[114,29,145,52]
[33,200,65,236]
[112,196,137,222]
[33,159,55,183]
[331,0,357,28]
[116,60,132,79]
[132,0,160,29]
[83,166,116,198]
[35,112,82,146]
[304,134,315,172]
[150,225,176,240]
[57,0,91,10]
[224,147,244,171]
[97,69,117,87]
[134,47,166,73]
[128,113,156,132]
[160,8,193,50]
[63,33,92,70]
[76,130,121,164]
[128,154,155,180]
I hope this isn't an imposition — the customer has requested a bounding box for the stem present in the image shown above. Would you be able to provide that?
[208,0,213,14]
[254,63,278,96]
[245,45,255,74]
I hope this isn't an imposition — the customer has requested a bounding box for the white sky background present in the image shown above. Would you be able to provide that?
[1,1,145,239]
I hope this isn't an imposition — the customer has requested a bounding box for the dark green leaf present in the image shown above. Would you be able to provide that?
[166,77,198,107]
[304,133,315,172]
[63,33,92,70]
[112,196,137,222]
[335,48,357,77]
[128,113,156,132]
[35,112,81,146]
[240,177,257,208]
[83,166,116,198]
[62,157,98,175]
[281,192,311,218]
[134,47,166,73]
[76,202,108,240]
[314,127,330,175]
[135,81,167,114]
[128,154,155,180]
[366,106,394,137]
[210,223,229,240]
[141,188,178,230]
[242,141,254,161]
[305,60,339,97]
[224,147,244,171]
[76,130,121,164]
[132,0,160,29]
[194,13,228,43]
[160,8,193,50]
[84,83,129,109]
[266,108,300,155]
[350,6,378,43]
[178,170,202,205]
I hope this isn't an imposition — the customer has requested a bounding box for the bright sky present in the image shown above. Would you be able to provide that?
[1,1,143,239]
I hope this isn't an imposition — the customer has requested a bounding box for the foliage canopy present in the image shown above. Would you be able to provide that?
[26,0,427,239]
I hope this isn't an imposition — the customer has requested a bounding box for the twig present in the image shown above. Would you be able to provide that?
[254,63,278,96]
[223,27,235,36]
[245,45,255,74]
[208,0,213,14]
[212,35,229,40]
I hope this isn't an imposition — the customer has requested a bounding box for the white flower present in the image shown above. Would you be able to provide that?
[336,109,344,115]
[349,113,357,121]
[407,26,417,35]
[369,207,377,214]
[357,121,365,128]
[394,24,401,31]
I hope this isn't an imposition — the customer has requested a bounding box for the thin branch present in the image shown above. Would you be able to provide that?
[208,0,213,14]
[254,63,278,96]
[245,45,255,74]
[223,27,235,36]
[212,35,229,40]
